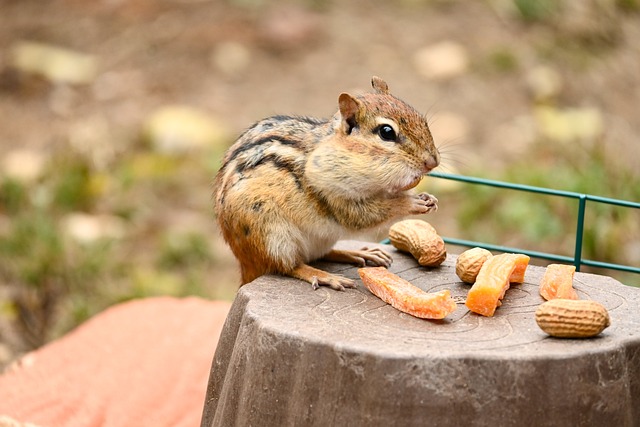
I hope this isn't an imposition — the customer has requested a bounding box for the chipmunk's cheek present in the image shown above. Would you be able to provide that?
[398,175,423,191]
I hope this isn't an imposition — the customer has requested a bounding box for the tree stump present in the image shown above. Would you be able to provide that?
[202,240,640,427]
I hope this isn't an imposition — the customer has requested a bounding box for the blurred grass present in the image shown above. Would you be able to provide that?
[455,139,640,287]
[513,0,558,22]
[0,138,236,354]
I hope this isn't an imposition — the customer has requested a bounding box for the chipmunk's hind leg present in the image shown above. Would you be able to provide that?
[289,264,356,291]
[287,248,393,291]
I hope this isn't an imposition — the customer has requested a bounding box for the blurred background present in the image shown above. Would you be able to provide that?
[0,0,639,367]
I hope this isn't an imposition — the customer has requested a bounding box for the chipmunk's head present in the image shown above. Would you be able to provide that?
[334,77,439,192]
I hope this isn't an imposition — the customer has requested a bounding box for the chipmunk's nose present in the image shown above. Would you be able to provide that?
[424,154,439,172]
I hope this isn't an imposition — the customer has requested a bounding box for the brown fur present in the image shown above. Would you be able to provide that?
[214,77,440,290]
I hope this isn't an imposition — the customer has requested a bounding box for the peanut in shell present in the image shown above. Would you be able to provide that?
[535,299,610,338]
[456,247,493,283]
[388,219,446,267]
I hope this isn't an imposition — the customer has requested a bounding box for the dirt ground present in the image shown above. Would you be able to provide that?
[1,0,639,362]
[2,0,640,162]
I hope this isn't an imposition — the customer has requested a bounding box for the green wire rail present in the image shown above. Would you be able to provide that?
[418,172,640,275]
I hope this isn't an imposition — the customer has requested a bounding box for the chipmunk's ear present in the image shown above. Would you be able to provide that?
[371,76,389,94]
[338,93,362,134]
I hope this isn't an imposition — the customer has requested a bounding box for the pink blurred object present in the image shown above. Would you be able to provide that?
[0,297,231,427]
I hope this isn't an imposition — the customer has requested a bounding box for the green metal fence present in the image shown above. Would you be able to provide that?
[420,172,640,275]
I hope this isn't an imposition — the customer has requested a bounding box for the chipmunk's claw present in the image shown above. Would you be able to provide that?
[310,275,356,291]
[322,248,393,268]
[293,264,355,292]
[411,192,438,214]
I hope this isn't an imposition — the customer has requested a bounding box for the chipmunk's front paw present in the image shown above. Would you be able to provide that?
[409,192,438,214]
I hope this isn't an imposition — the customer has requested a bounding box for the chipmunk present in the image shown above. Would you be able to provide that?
[214,77,440,291]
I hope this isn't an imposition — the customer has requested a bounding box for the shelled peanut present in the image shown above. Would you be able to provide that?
[388,219,446,267]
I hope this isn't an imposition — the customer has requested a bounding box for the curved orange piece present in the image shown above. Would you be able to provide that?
[359,267,457,320]
[465,253,530,317]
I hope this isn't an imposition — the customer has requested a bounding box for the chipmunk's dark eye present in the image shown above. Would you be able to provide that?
[377,125,397,142]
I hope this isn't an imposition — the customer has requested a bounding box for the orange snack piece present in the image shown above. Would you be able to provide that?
[539,264,578,301]
[509,260,528,283]
[358,267,457,320]
[465,253,530,317]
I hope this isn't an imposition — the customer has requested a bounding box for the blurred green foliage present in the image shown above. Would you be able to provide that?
[51,158,94,212]
[487,48,520,73]
[0,179,28,215]
[456,141,640,286]
[0,207,112,346]
[617,0,640,11]
[158,232,213,269]
[0,141,233,353]
[513,0,558,22]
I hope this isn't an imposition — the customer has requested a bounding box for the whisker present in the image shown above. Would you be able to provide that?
[423,99,444,124]
[440,155,470,169]
[436,137,472,156]
[441,157,471,171]
[436,138,473,172]
[437,141,468,154]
